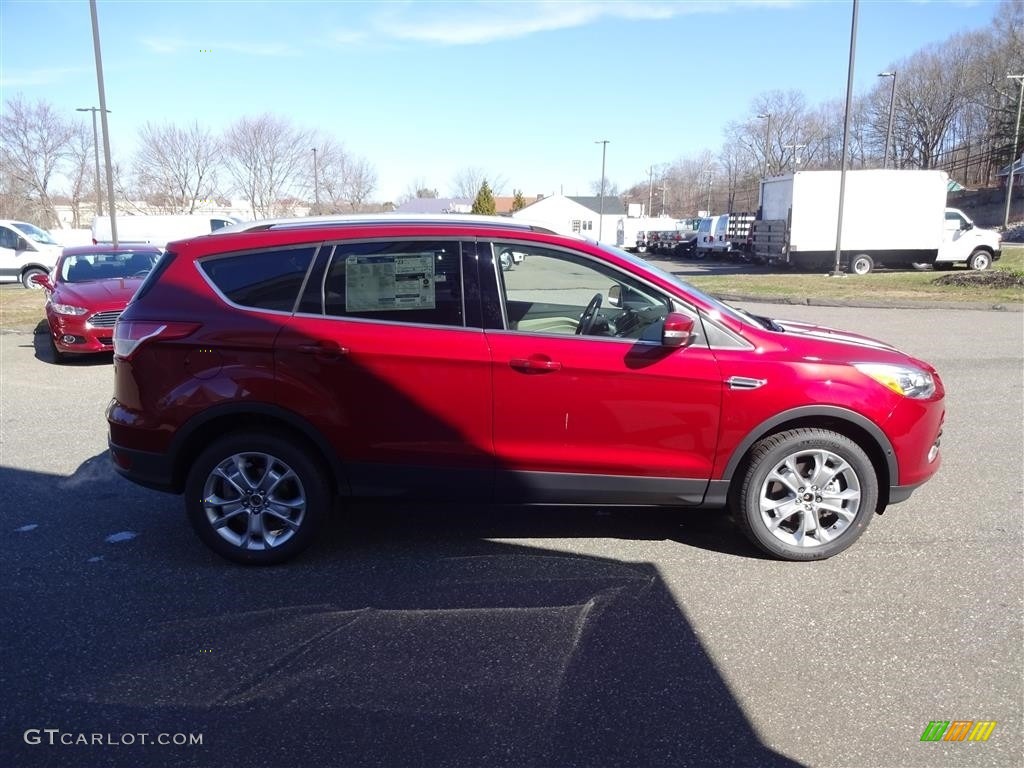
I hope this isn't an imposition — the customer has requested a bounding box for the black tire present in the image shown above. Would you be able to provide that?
[967,249,991,271]
[22,268,47,289]
[185,432,330,565]
[850,254,874,276]
[732,428,878,561]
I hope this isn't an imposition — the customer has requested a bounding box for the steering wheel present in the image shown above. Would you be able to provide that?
[575,293,603,336]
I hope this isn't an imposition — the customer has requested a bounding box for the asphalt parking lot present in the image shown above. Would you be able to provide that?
[1,303,1021,768]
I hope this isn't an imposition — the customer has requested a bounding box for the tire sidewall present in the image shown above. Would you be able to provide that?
[737,430,878,561]
[185,433,329,565]
[22,268,46,289]
[851,255,872,275]
[968,250,990,271]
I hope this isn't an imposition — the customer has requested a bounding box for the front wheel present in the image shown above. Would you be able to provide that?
[732,429,878,561]
[967,250,991,271]
[850,254,874,276]
[185,432,330,565]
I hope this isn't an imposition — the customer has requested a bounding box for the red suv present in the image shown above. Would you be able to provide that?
[107,215,944,564]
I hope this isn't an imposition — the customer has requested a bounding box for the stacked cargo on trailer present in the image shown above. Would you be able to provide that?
[749,170,1001,273]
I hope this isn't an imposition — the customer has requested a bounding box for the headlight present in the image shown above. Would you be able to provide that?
[854,363,935,399]
[51,302,88,316]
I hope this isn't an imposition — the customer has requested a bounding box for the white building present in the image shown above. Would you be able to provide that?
[512,194,626,246]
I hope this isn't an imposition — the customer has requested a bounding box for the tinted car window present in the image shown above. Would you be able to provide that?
[313,240,464,328]
[201,246,316,311]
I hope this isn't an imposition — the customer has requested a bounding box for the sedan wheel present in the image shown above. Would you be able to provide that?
[185,433,328,564]
[733,429,878,560]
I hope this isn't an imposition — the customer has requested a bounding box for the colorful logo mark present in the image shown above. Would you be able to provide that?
[920,720,996,742]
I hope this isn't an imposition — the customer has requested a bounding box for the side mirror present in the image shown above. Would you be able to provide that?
[963,221,974,231]
[608,284,622,308]
[662,312,695,348]
[30,273,52,290]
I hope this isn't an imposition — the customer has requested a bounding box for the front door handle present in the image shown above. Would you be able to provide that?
[297,341,349,359]
[510,357,562,372]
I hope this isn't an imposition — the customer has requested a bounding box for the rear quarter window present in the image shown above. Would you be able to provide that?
[200,246,316,311]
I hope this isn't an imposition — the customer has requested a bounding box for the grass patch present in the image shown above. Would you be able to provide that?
[0,286,48,333]
[688,244,1024,305]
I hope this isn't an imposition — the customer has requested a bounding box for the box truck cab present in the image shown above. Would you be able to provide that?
[91,214,239,248]
[0,220,63,288]
[936,208,1001,271]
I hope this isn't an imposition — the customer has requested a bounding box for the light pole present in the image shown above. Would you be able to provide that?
[595,140,609,243]
[647,165,654,217]
[878,71,897,169]
[312,147,320,216]
[1004,74,1024,229]
[89,0,117,246]
[832,0,859,277]
[76,106,108,217]
[783,143,806,171]
[757,113,772,176]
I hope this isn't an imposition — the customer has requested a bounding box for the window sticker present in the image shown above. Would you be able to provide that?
[345,254,436,311]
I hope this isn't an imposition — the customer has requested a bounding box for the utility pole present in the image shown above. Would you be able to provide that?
[1004,74,1023,229]
[832,0,859,277]
[878,71,897,169]
[89,0,117,246]
[595,140,609,243]
[647,165,654,217]
[783,143,807,171]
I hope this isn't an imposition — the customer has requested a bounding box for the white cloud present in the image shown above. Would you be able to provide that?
[0,67,80,87]
[370,1,769,46]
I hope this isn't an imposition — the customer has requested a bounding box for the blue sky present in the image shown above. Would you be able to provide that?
[0,0,998,203]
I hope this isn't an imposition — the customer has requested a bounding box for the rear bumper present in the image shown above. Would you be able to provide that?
[108,438,177,493]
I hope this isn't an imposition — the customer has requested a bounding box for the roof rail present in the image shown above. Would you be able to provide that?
[213,213,557,236]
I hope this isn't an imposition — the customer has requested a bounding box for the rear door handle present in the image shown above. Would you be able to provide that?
[510,357,562,372]
[297,342,349,359]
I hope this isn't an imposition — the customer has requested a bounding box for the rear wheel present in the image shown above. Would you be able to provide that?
[850,254,874,276]
[185,432,330,565]
[967,249,991,271]
[732,428,878,561]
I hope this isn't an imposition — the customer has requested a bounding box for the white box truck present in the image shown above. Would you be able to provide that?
[750,170,1001,273]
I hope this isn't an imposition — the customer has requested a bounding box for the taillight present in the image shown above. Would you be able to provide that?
[113,320,199,359]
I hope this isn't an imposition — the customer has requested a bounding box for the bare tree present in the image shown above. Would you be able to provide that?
[0,96,76,226]
[66,122,93,228]
[451,166,506,198]
[589,179,620,197]
[305,137,378,213]
[133,121,221,213]
[224,114,312,219]
[398,179,439,204]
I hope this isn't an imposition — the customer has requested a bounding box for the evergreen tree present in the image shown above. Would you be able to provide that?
[471,180,496,215]
[511,189,527,212]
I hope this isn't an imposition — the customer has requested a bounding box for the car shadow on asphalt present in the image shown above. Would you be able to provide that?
[3,455,799,768]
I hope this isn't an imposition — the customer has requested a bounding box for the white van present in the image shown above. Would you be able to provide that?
[935,208,1002,270]
[91,214,239,248]
[0,220,63,288]
[694,215,722,259]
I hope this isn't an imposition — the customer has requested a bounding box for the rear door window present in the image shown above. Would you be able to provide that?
[200,246,316,311]
[303,240,466,328]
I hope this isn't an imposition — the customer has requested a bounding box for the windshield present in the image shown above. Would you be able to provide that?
[13,222,59,245]
[60,251,159,283]
[593,242,755,327]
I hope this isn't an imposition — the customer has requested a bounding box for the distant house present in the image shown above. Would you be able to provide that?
[393,198,472,214]
[511,194,625,245]
[996,157,1024,189]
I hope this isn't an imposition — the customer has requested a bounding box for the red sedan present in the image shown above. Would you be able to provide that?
[33,245,162,362]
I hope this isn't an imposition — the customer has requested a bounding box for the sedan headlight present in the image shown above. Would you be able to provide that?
[854,363,935,399]
[51,302,88,316]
